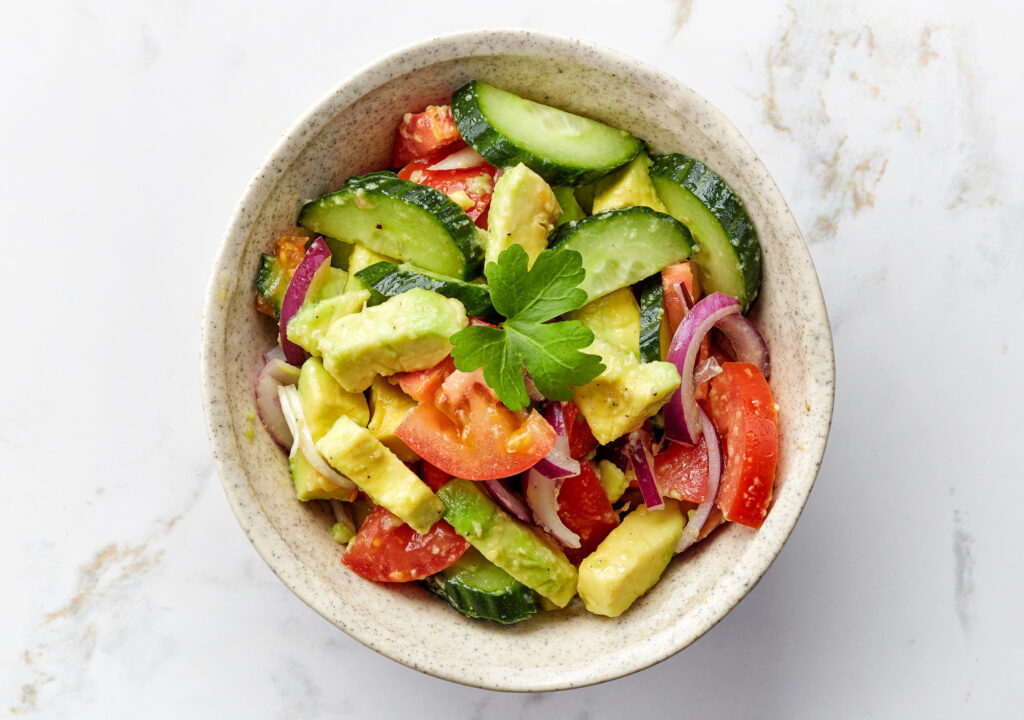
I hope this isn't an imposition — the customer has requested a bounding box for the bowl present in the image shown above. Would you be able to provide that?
[200,30,835,691]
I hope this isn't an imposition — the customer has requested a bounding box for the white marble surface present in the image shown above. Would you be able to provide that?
[2,0,1022,716]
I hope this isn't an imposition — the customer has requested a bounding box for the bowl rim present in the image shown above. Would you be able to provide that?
[201,28,835,692]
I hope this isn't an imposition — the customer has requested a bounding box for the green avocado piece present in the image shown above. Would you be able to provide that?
[571,338,680,444]
[286,290,369,357]
[318,287,467,393]
[577,500,684,617]
[297,357,369,441]
[438,478,578,607]
[289,452,355,502]
[591,151,667,214]
[346,244,396,293]
[552,185,585,226]
[565,287,641,358]
[484,163,561,267]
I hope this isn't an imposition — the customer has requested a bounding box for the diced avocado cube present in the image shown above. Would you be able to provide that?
[315,415,442,534]
[298,357,369,440]
[330,522,355,544]
[367,377,419,462]
[572,338,680,444]
[566,287,641,359]
[485,163,561,267]
[310,266,348,302]
[346,244,396,293]
[591,151,667,214]
[437,478,578,608]
[552,186,585,226]
[289,451,356,502]
[286,290,369,356]
[577,500,684,617]
[319,288,467,393]
[596,459,631,504]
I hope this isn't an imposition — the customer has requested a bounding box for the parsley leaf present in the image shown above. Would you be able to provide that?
[450,244,605,411]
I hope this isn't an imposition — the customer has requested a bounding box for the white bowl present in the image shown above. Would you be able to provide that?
[201,30,835,691]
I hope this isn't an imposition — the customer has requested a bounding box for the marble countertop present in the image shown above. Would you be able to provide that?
[3,1,1022,716]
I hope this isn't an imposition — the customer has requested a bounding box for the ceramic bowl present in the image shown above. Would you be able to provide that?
[200,30,835,691]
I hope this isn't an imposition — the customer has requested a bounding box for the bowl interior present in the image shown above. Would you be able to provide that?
[202,32,834,692]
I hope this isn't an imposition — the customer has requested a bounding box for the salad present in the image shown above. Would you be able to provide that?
[252,81,777,622]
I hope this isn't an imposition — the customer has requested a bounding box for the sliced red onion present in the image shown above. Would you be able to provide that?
[715,313,771,380]
[532,403,580,480]
[278,386,357,494]
[523,468,580,548]
[693,356,723,386]
[676,406,723,554]
[263,345,286,363]
[663,293,742,444]
[427,146,487,170]
[254,358,300,447]
[625,429,663,511]
[523,369,544,403]
[279,237,332,366]
[483,479,531,522]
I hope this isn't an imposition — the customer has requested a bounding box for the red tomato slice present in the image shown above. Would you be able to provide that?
[398,155,500,228]
[419,461,452,492]
[561,401,599,460]
[342,506,468,582]
[655,433,709,503]
[394,356,456,404]
[396,369,556,481]
[556,461,619,565]
[663,261,711,401]
[707,362,778,529]
[392,104,462,167]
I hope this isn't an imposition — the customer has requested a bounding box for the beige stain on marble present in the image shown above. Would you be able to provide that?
[672,0,694,34]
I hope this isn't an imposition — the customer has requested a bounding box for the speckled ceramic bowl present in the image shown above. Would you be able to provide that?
[201,30,834,692]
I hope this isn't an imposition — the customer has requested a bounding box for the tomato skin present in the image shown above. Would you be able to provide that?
[419,461,452,492]
[556,462,619,564]
[392,104,462,167]
[394,356,456,404]
[396,369,556,481]
[707,362,778,528]
[398,156,499,228]
[561,401,599,460]
[342,506,468,582]
[655,433,710,503]
[662,261,711,400]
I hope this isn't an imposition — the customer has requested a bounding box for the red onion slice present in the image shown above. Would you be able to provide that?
[278,386,357,493]
[427,146,487,171]
[263,345,286,363]
[254,357,300,447]
[625,429,663,511]
[523,369,545,403]
[483,479,531,522]
[524,469,580,548]
[279,237,332,366]
[533,403,580,480]
[663,293,742,444]
[675,406,723,553]
[715,313,771,380]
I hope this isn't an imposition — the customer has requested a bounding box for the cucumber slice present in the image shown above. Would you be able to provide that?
[549,207,695,302]
[452,81,643,185]
[298,172,484,281]
[425,547,537,624]
[255,254,287,319]
[650,154,762,311]
[354,261,495,318]
[637,274,664,363]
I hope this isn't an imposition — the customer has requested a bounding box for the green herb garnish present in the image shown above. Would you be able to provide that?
[450,245,605,411]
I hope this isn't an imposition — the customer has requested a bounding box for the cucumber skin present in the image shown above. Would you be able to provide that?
[354,261,495,318]
[452,81,642,186]
[255,254,285,319]
[424,553,537,625]
[298,172,484,281]
[650,154,762,311]
[637,275,664,364]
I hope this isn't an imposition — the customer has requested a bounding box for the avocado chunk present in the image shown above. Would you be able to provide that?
[577,500,684,617]
[596,459,631,504]
[286,290,369,357]
[346,244,396,293]
[566,287,641,358]
[297,357,369,440]
[438,478,578,607]
[485,163,561,267]
[552,186,585,226]
[366,377,419,462]
[316,415,443,534]
[591,151,667,214]
[572,338,680,444]
[289,451,356,502]
[318,287,468,393]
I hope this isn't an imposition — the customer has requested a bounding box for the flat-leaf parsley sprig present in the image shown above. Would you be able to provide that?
[450,245,605,412]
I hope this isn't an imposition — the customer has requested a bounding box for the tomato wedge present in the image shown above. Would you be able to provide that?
[556,461,619,565]
[396,369,556,481]
[392,104,462,167]
[561,401,599,460]
[394,356,456,404]
[707,362,778,528]
[663,261,711,400]
[342,506,468,582]
[398,154,499,228]
[419,460,452,492]
[655,432,710,503]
